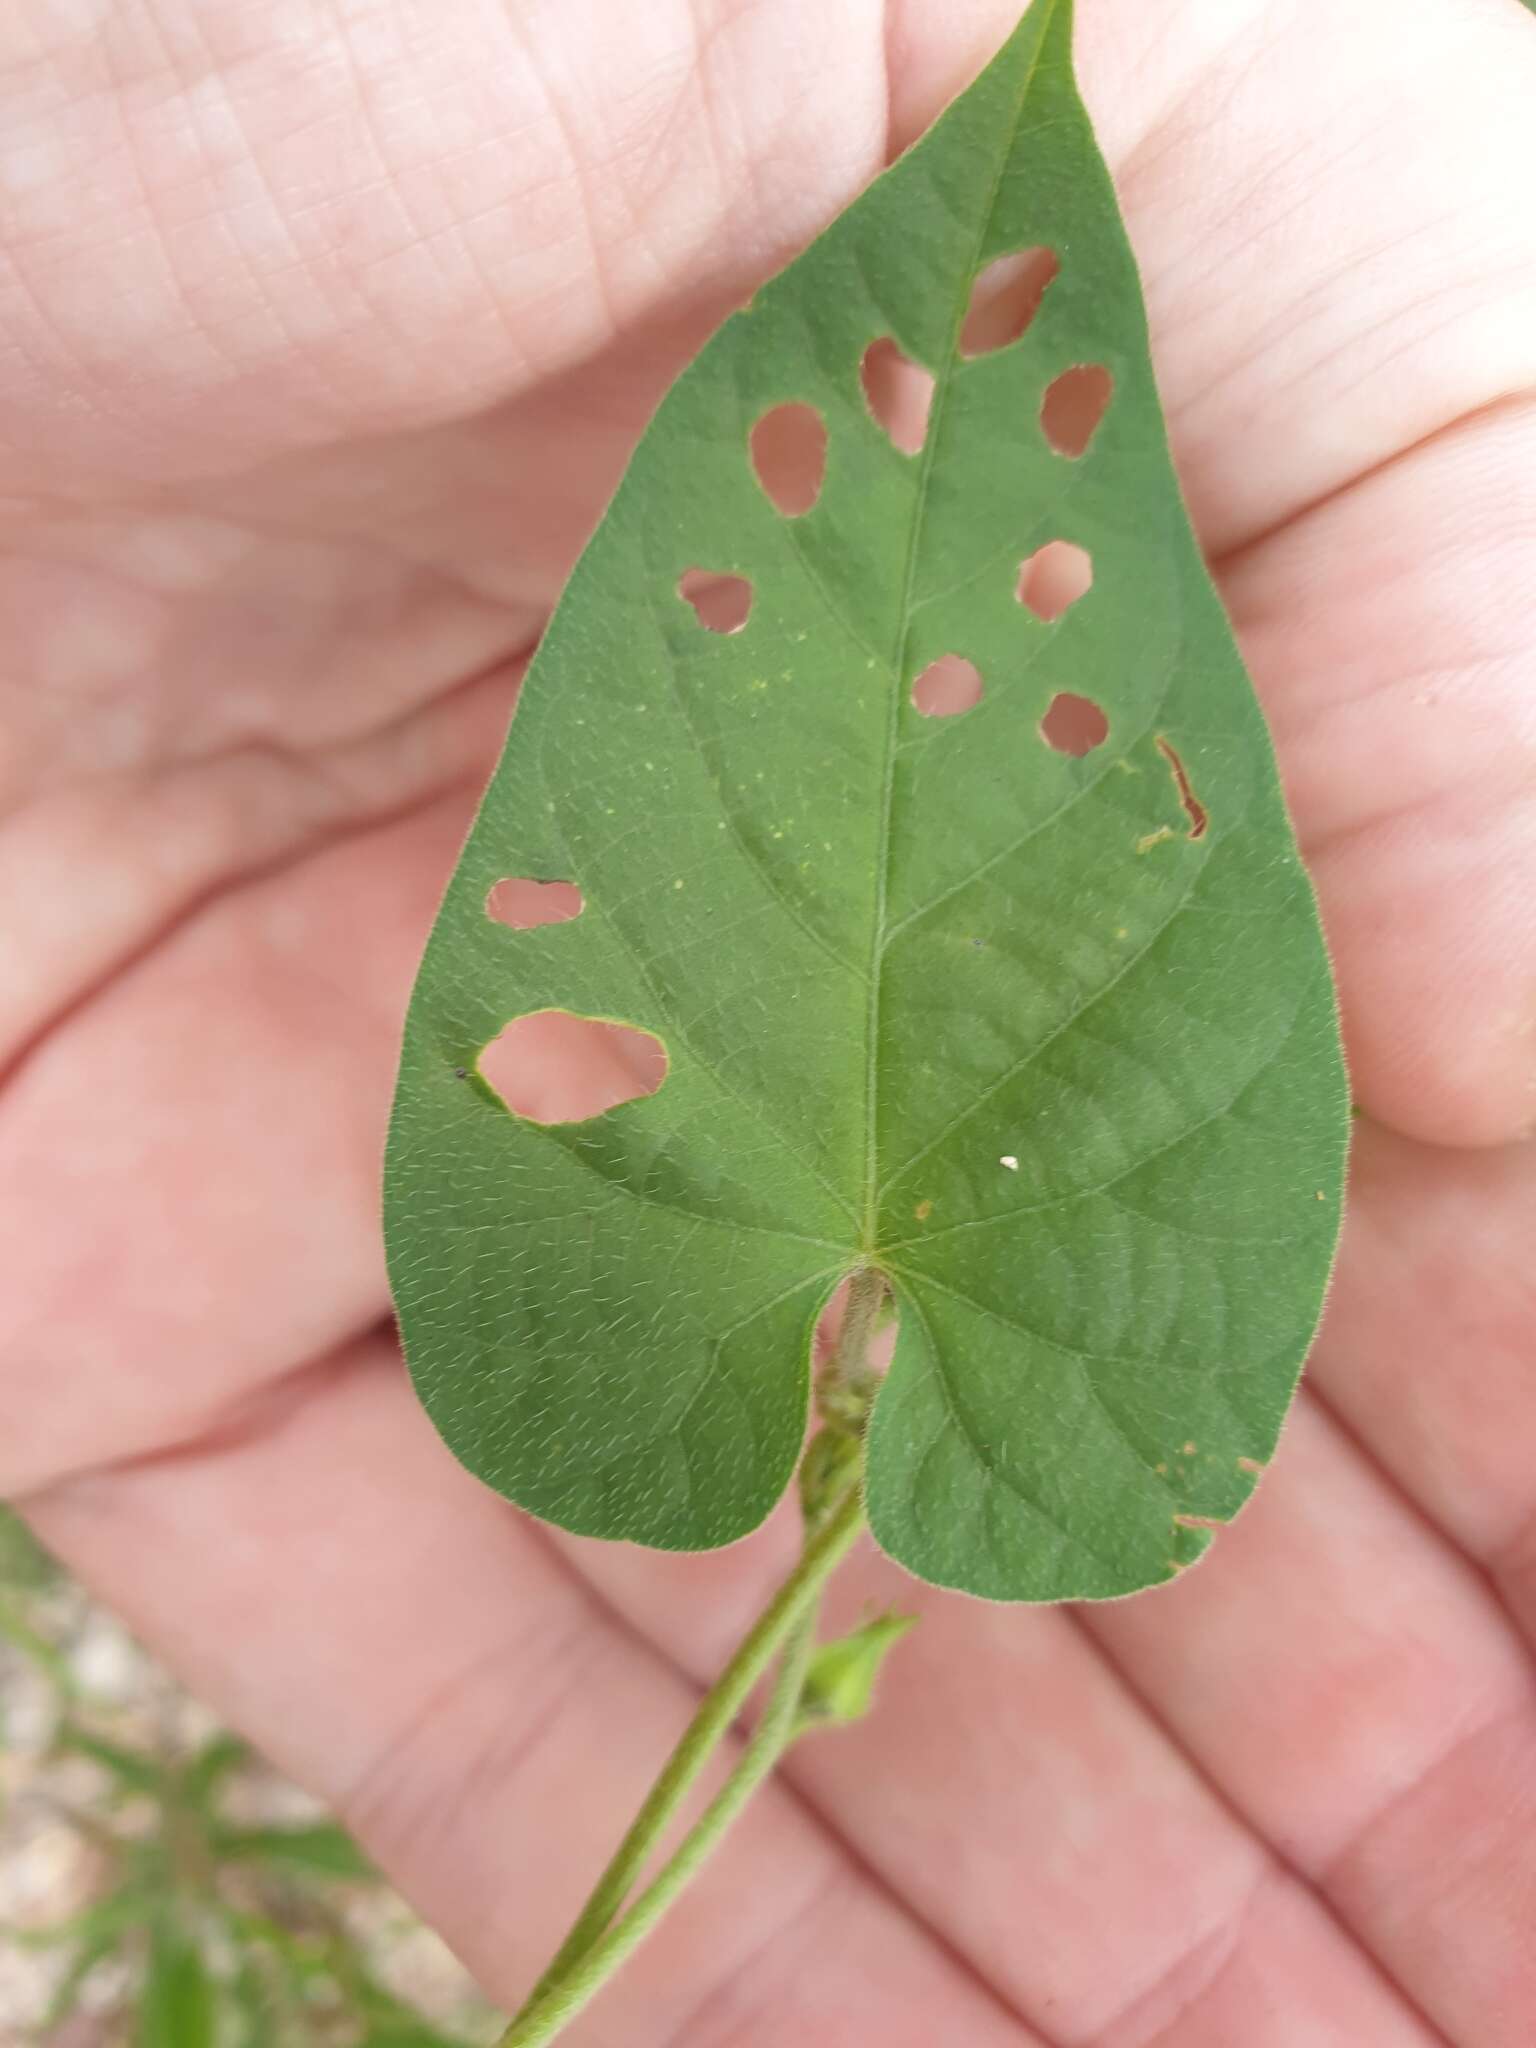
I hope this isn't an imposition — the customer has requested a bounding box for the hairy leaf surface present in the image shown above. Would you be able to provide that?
[385,0,1347,1600]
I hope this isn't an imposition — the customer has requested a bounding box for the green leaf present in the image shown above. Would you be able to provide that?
[180,1731,252,1810]
[0,1513,69,1711]
[228,1957,280,2048]
[0,1595,73,1699]
[19,1887,156,1956]
[32,1889,153,2025]
[359,2033,471,2048]
[359,2027,478,2048]
[0,1507,57,1591]
[220,1908,324,1994]
[136,1916,216,2048]
[212,1821,375,1882]
[385,0,1346,1600]
[60,1723,167,1796]
[42,1927,124,2028]
[798,1612,918,1728]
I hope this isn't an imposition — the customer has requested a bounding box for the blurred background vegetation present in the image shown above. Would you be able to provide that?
[0,1509,496,2046]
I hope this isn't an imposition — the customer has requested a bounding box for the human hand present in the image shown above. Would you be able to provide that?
[6,1,1536,2039]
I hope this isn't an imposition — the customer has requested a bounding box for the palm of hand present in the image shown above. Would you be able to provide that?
[5,1,1536,2040]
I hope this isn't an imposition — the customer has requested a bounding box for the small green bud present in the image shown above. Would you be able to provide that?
[797,1612,917,1730]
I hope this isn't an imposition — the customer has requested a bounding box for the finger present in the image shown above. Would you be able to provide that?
[1083,1396,1536,2048]
[0,640,517,1070]
[1219,402,1536,1145]
[552,1506,1443,2046]
[1307,1120,1536,1636]
[10,0,1533,542]
[0,0,894,487]
[0,796,471,1494]
[0,712,704,1495]
[1076,0,1536,556]
[21,1338,1036,2048]
[888,0,1536,559]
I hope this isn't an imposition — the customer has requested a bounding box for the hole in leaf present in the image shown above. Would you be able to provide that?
[678,568,753,634]
[912,655,983,718]
[485,879,585,930]
[749,403,827,516]
[477,1011,667,1125]
[1040,692,1109,757]
[1041,365,1113,457]
[1016,540,1093,621]
[960,247,1060,356]
[1156,736,1210,839]
[860,338,935,455]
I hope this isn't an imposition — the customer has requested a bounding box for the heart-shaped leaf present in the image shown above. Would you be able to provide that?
[385,0,1347,1601]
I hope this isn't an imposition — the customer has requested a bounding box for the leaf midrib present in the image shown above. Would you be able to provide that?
[860,6,1058,1254]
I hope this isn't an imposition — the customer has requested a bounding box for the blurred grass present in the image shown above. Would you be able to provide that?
[0,1509,496,2046]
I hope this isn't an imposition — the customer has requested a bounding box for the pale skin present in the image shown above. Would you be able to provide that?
[3,0,1536,2038]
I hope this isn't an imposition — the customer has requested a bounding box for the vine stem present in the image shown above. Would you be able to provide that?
[818,1266,886,1433]
[496,1486,864,2047]
[496,1267,885,2047]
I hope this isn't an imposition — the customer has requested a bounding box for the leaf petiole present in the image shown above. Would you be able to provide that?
[496,1483,862,2047]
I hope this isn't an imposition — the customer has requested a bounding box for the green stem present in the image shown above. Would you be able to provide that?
[503,1478,867,2038]
[817,1266,886,1434]
[497,1487,862,2048]
[498,1268,887,2045]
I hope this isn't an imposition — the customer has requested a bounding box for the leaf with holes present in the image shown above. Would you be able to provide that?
[385,0,1347,1601]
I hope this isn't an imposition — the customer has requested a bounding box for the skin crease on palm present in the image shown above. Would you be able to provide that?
[2,0,1536,2037]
